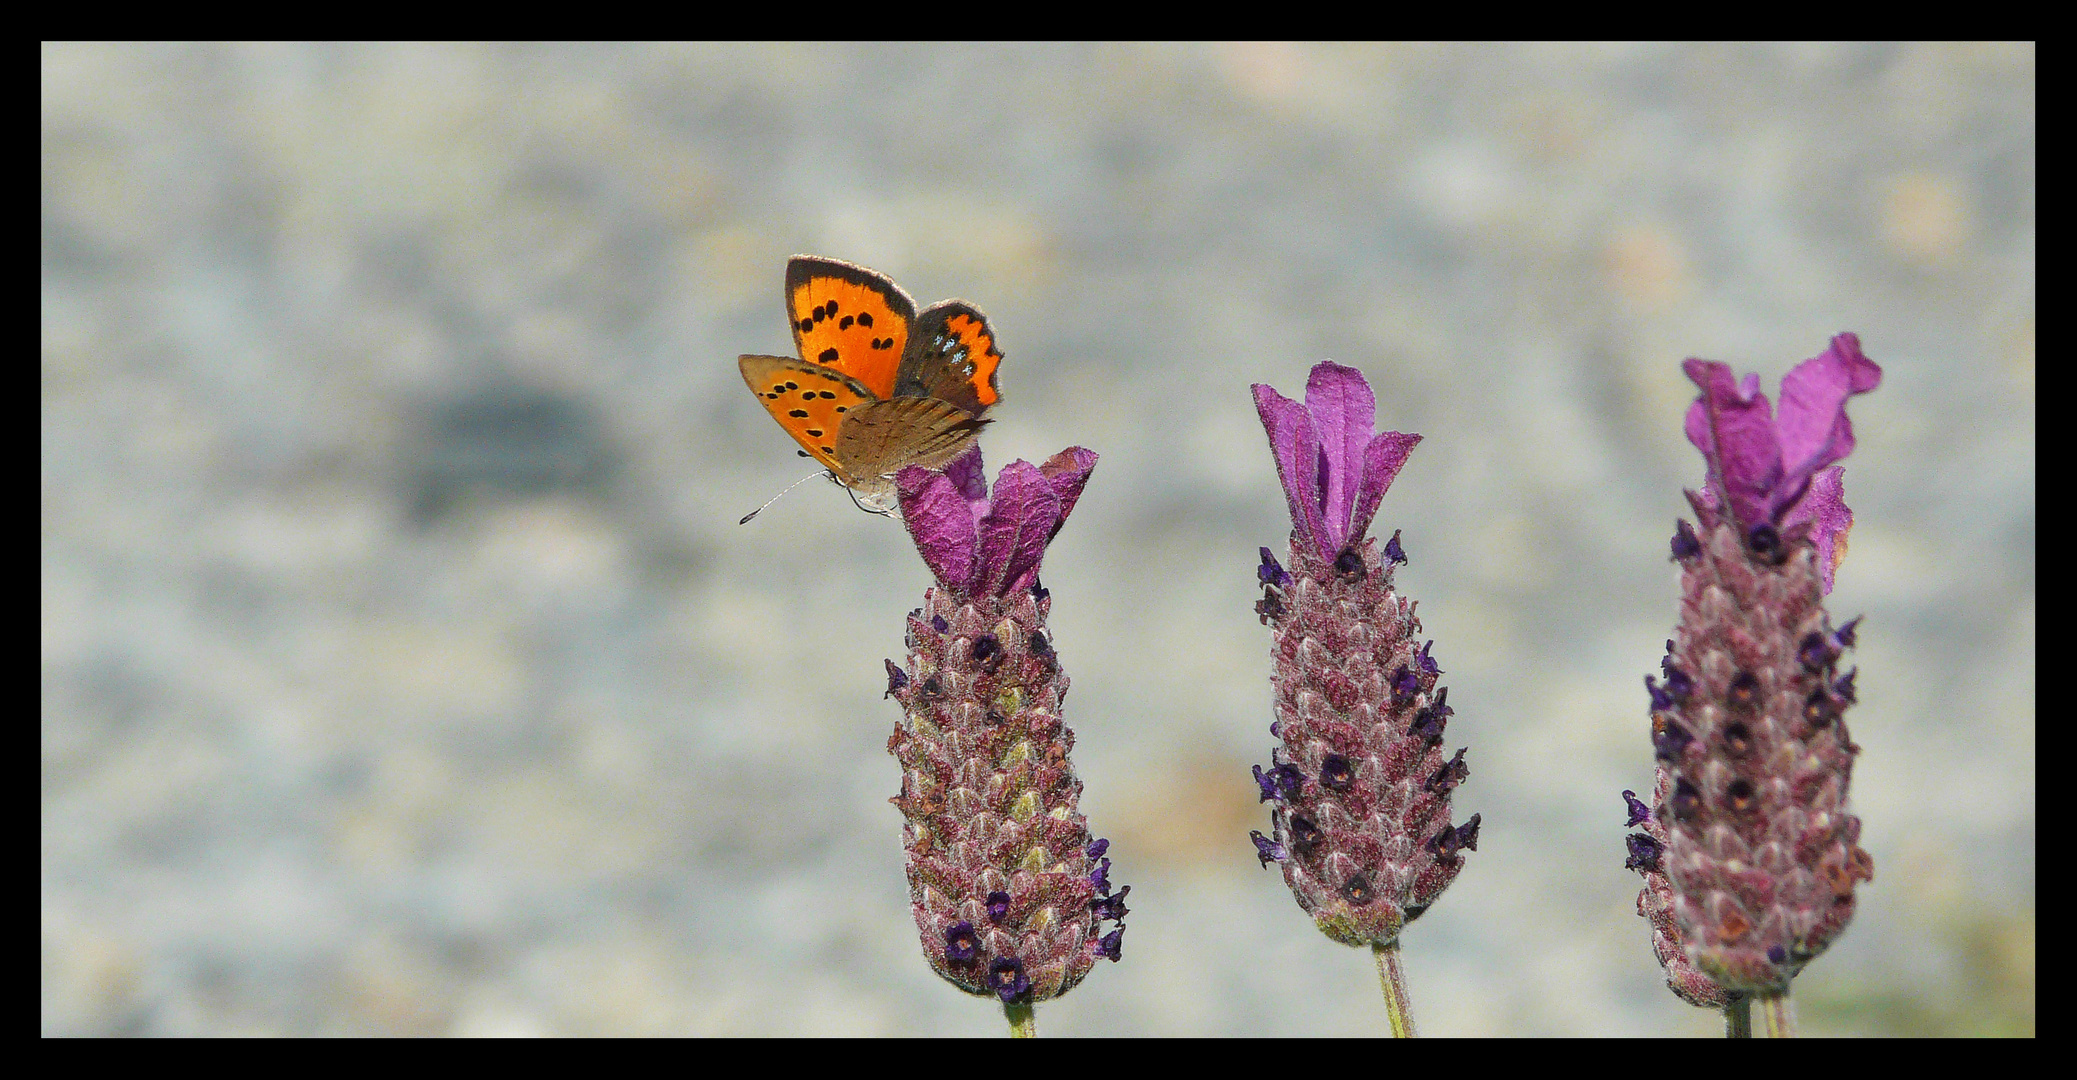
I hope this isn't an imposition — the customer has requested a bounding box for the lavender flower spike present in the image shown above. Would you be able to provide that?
[1249,362,1475,1035]
[885,446,1126,1027]
[1630,334,1880,1024]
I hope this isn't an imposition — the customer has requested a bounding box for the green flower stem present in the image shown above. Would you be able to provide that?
[1761,991,1796,1037]
[1005,1002,1037,1038]
[1373,941,1418,1037]
[1724,996,1752,1038]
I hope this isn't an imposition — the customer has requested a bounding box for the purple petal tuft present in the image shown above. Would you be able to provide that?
[1682,335,1881,538]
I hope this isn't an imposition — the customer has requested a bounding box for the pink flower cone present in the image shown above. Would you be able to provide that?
[1624,334,1881,999]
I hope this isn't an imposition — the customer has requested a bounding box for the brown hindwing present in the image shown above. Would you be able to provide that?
[894,300,1003,417]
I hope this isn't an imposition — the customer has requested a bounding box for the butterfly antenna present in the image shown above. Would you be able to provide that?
[738,469,829,525]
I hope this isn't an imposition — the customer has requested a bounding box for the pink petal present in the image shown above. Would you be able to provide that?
[1252,382,1329,561]
[1303,361,1376,553]
[1037,447,1099,542]
[1782,466,1853,595]
[897,465,979,591]
[1349,430,1421,547]
[1683,358,1783,534]
[1773,332,1883,517]
[976,461,1060,596]
[942,444,989,503]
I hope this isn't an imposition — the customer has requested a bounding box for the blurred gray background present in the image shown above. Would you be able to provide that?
[42,42,2033,1036]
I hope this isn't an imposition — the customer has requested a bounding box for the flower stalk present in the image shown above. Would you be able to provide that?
[1373,941,1417,1037]
[1761,992,1796,1038]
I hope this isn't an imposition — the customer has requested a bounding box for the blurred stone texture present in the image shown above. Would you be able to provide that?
[43,42,2033,1036]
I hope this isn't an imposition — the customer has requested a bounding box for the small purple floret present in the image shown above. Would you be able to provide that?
[1767,944,1788,965]
[1654,719,1695,761]
[1798,631,1834,671]
[1624,832,1664,873]
[1257,547,1291,588]
[1662,664,1694,701]
[988,957,1031,1002]
[1834,667,1858,705]
[1622,789,1652,827]
[1425,748,1469,794]
[1408,708,1444,746]
[944,921,980,962]
[1727,670,1761,707]
[1253,762,1304,802]
[1671,519,1702,560]
[1834,616,1862,650]
[883,660,908,698]
[986,891,1011,924]
[1086,838,1109,861]
[1746,523,1784,560]
[1384,528,1407,566]
[1096,928,1125,962]
[1645,674,1674,712]
[1416,639,1442,677]
[1249,829,1287,867]
[1090,884,1130,922]
[1089,857,1112,894]
[1391,664,1420,701]
[1428,814,1481,857]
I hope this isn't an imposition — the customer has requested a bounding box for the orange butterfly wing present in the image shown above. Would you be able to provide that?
[785,256,917,401]
[738,355,880,476]
[896,300,1004,417]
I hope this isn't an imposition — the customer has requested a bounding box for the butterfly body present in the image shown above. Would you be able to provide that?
[740,256,1003,512]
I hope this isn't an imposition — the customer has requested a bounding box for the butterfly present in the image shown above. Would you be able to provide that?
[739,256,1003,513]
